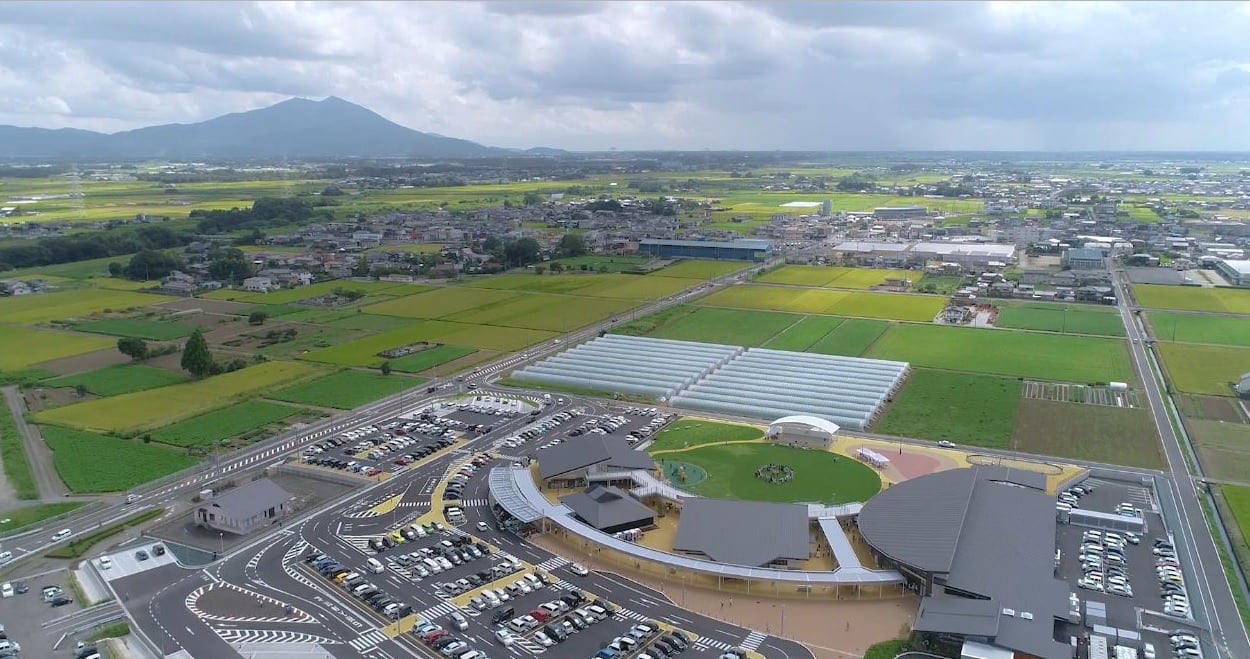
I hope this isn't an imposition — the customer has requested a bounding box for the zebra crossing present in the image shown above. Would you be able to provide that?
[447,498,488,507]
[342,536,376,554]
[347,629,390,652]
[215,629,340,645]
[739,630,767,651]
[534,556,569,572]
[396,500,430,509]
[417,600,472,621]
[693,636,739,653]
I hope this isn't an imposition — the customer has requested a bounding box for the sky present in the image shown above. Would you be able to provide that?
[2,1,1250,151]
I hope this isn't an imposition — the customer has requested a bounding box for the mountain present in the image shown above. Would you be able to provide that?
[0,97,508,160]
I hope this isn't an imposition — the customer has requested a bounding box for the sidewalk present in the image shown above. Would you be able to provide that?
[73,564,112,605]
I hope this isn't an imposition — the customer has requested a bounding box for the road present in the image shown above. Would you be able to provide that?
[1112,272,1250,659]
[3,384,66,499]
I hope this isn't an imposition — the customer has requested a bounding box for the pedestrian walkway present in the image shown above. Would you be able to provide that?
[447,498,488,507]
[534,556,569,572]
[347,628,389,652]
[216,629,339,645]
[739,630,767,651]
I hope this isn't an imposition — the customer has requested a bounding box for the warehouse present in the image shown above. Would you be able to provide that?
[832,241,1017,269]
[857,467,1072,659]
[1216,259,1250,287]
[639,238,773,262]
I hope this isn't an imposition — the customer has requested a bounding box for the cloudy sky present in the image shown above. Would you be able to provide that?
[2,1,1249,151]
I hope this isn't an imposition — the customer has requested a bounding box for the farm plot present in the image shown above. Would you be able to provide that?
[698,285,943,321]
[831,291,944,322]
[656,260,750,280]
[213,280,425,304]
[1011,400,1164,469]
[994,303,1126,337]
[875,370,1020,449]
[638,307,800,347]
[41,426,199,493]
[1189,420,1250,483]
[149,401,306,448]
[757,266,911,289]
[463,273,617,295]
[868,324,1135,383]
[0,326,114,371]
[445,293,637,331]
[302,321,554,366]
[1134,284,1250,314]
[268,370,420,409]
[763,316,845,351]
[807,319,890,357]
[649,442,880,504]
[545,255,650,273]
[575,276,694,300]
[44,364,187,397]
[1158,343,1250,396]
[1148,312,1250,348]
[0,289,171,324]
[34,360,323,434]
[389,345,478,374]
[75,317,197,340]
[362,287,514,319]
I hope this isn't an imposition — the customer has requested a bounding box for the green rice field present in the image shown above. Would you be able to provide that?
[630,307,801,347]
[149,400,306,448]
[208,280,428,305]
[1148,312,1250,348]
[389,345,478,373]
[268,370,421,409]
[806,319,890,357]
[0,326,114,371]
[44,364,187,397]
[445,293,636,331]
[762,316,845,351]
[656,260,750,280]
[41,426,199,492]
[756,265,913,289]
[363,287,515,319]
[1158,343,1250,396]
[1134,284,1250,314]
[302,321,554,366]
[877,370,1020,448]
[698,285,944,322]
[0,289,171,324]
[75,317,197,340]
[994,303,1126,337]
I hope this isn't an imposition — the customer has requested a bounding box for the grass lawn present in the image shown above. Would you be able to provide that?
[1189,420,1250,483]
[763,316,845,351]
[42,426,199,492]
[1158,343,1250,396]
[75,317,197,340]
[1011,400,1164,468]
[648,419,763,452]
[269,370,421,409]
[149,400,306,448]
[1134,284,1250,314]
[698,285,944,322]
[302,321,554,366]
[649,442,880,504]
[0,326,114,371]
[1148,312,1250,348]
[363,287,515,319]
[639,307,800,347]
[656,260,749,280]
[44,364,187,397]
[35,360,323,434]
[0,288,171,324]
[389,345,477,373]
[875,370,1020,448]
[806,318,890,357]
[994,303,1126,337]
[868,324,1135,383]
[0,502,85,533]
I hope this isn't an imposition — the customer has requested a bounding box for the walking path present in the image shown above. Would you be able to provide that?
[3,384,67,498]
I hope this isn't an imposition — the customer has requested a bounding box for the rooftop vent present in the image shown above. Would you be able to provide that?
[1002,608,1016,617]
[1021,612,1035,620]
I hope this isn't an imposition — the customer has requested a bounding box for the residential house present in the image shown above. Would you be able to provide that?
[242,276,276,292]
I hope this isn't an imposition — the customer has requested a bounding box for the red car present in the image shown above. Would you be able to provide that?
[530,609,550,623]
[423,629,449,644]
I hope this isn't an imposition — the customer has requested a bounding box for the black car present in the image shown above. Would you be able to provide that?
[50,595,74,607]
[152,545,166,557]
[12,581,28,595]
[135,550,149,561]
[664,634,688,651]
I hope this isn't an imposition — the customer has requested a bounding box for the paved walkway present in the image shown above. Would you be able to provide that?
[3,384,67,498]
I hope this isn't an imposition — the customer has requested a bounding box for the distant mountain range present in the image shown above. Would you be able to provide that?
[0,97,561,160]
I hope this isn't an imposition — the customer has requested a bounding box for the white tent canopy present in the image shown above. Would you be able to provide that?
[768,415,841,437]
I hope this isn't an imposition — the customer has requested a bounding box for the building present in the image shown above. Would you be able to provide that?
[856,467,1072,659]
[537,436,657,489]
[1062,248,1107,271]
[193,479,293,536]
[832,241,1016,269]
[639,238,772,262]
[673,498,810,568]
[242,276,275,292]
[560,484,655,534]
[874,206,928,220]
[1216,259,1250,287]
[1237,373,1250,398]
[767,415,839,450]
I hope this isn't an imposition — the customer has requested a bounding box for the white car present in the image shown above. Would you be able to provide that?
[495,629,514,646]
[99,556,113,570]
[938,440,955,448]
[569,563,589,576]
[534,632,554,647]
[0,582,12,598]
[477,521,490,532]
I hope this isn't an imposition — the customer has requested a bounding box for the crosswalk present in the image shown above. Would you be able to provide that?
[446,498,488,507]
[417,600,470,621]
[348,629,390,652]
[216,629,340,645]
[739,630,767,651]
[694,636,740,653]
[396,500,430,509]
[342,536,376,554]
[534,556,569,572]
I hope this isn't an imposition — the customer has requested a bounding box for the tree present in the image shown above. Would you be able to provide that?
[74,384,88,398]
[117,337,149,361]
[248,311,269,326]
[107,262,123,277]
[502,238,541,268]
[380,361,392,375]
[181,328,215,378]
[125,249,184,280]
[352,255,370,277]
[549,262,564,273]
[522,192,545,206]
[557,232,587,258]
[208,249,255,283]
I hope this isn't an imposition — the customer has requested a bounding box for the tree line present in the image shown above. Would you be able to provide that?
[0,225,191,272]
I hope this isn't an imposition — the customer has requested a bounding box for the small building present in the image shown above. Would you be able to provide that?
[193,478,292,536]
[673,498,810,568]
[767,415,839,450]
[242,276,275,292]
[537,436,656,489]
[560,484,655,534]
[639,239,772,262]
[1062,247,1107,271]
[1216,259,1250,287]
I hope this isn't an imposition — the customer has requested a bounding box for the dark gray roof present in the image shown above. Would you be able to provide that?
[203,478,291,519]
[860,467,1070,659]
[538,437,655,480]
[560,484,655,531]
[673,498,809,567]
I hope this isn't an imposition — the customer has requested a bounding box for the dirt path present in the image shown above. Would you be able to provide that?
[2,385,67,498]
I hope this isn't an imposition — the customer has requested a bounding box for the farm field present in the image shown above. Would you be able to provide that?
[302,321,554,366]
[1011,400,1163,469]
[649,442,880,504]
[807,319,890,357]
[363,287,515,319]
[656,259,750,280]
[756,265,912,289]
[868,324,1135,383]
[875,370,1020,448]
[44,364,187,397]
[698,284,944,322]
[35,360,323,433]
[1134,284,1250,314]
[0,502,85,533]
[648,419,763,453]
[633,307,801,347]
[389,345,478,374]
[0,326,114,371]
[546,255,650,273]
[1158,343,1250,396]
[268,370,420,409]
[994,303,1126,337]
[763,315,845,351]
[445,292,636,331]
[41,426,199,492]
[1189,420,1250,483]
[0,289,171,324]
[74,317,197,340]
[208,280,428,304]
[464,272,693,301]
[319,313,416,332]
[149,400,307,448]
[1148,312,1250,348]
[367,243,445,254]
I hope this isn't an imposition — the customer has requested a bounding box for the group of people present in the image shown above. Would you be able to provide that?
[755,463,794,484]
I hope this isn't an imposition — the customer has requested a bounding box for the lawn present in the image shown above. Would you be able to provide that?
[868,324,1134,383]
[0,502,85,533]
[698,285,944,322]
[807,319,890,357]
[756,265,912,289]
[44,364,187,397]
[1011,400,1163,469]
[0,288,171,324]
[656,260,749,280]
[649,442,880,504]
[149,400,306,448]
[42,426,199,492]
[1134,284,1250,314]
[648,419,763,452]
[1148,312,1250,348]
[446,293,637,331]
[302,321,554,366]
[389,345,478,374]
[637,307,801,347]
[994,303,1126,337]
[876,370,1020,447]
[269,370,421,409]
[75,317,197,340]
[763,316,845,351]
[1158,343,1250,396]
[363,287,515,319]
[35,361,323,433]
[0,326,113,371]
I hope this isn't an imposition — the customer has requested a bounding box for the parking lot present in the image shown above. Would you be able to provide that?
[0,569,88,657]
[500,405,675,454]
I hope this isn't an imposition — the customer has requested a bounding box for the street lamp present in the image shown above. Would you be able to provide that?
[219,532,224,557]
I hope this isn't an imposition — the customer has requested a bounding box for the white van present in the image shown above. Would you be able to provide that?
[51,529,71,542]
[366,558,385,574]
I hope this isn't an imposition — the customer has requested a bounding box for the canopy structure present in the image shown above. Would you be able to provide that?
[769,415,841,437]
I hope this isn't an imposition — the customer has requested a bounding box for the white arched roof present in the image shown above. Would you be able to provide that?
[768,415,840,436]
